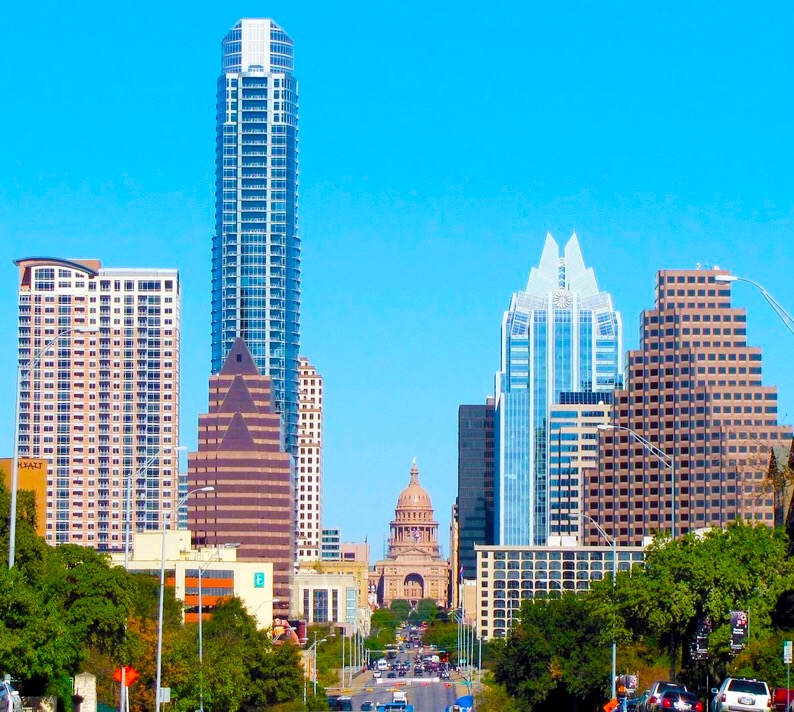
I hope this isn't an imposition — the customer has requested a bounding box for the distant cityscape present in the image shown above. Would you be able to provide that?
[4,16,792,646]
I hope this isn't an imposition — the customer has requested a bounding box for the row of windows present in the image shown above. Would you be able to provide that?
[645,311,746,323]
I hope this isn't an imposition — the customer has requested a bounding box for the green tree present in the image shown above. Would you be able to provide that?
[474,679,523,712]
[611,522,793,680]
[494,594,609,710]
[389,599,411,620]
[244,639,304,709]
[414,598,439,622]
[422,621,458,655]
[365,608,400,652]
[0,487,138,704]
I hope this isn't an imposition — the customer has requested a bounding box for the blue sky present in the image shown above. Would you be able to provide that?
[2,2,794,559]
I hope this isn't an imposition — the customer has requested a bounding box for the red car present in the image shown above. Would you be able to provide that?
[773,688,794,712]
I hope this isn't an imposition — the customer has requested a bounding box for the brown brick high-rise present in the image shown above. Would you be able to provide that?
[584,269,792,547]
[188,338,295,616]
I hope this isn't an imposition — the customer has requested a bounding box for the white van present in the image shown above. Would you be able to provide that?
[392,691,408,704]
[376,658,389,671]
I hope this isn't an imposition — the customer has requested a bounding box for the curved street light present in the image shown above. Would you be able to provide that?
[124,445,187,569]
[598,423,676,539]
[303,631,330,703]
[568,512,617,700]
[155,486,215,712]
[714,274,794,337]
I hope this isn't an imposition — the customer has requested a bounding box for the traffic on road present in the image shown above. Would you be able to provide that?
[327,626,469,712]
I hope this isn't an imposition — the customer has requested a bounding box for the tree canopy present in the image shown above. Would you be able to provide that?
[492,522,794,711]
[0,483,307,711]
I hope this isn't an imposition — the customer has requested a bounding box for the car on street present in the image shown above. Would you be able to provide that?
[773,687,794,712]
[0,681,22,712]
[647,682,689,712]
[658,690,703,712]
[360,702,374,711]
[711,678,771,712]
[387,671,397,678]
[631,690,651,712]
[372,670,382,679]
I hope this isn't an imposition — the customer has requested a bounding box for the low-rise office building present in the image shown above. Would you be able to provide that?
[111,530,276,630]
[299,557,370,613]
[475,542,646,640]
[292,570,368,634]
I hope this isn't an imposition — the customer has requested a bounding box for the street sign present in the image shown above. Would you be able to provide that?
[113,666,139,687]
[784,640,792,664]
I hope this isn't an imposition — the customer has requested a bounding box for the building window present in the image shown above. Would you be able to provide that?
[313,589,329,623]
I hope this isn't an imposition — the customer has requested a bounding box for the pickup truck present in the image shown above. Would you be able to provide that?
[773,688,794,712]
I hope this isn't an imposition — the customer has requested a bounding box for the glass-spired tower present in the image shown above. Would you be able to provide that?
[495,233,622,546]
[212,18,300,456]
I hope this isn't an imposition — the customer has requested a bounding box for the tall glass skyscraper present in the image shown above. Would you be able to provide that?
[495,233,622,546]
[212,18,300,455]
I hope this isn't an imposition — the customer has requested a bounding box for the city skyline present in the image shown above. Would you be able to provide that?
[3,3,794,556]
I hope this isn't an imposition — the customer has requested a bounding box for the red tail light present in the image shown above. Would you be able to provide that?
[662,699,673,708]
[650,697,657,704]
[694,703,703,712]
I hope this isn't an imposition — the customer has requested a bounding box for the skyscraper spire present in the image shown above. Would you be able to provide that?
[495,233,622,546]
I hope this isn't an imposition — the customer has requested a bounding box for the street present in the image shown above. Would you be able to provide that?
[330,649,468,711]
[341,675,460,712]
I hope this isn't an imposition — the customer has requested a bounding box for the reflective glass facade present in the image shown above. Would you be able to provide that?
[495,233,622,546]
[211,18,300,456]
[457,401,495,579]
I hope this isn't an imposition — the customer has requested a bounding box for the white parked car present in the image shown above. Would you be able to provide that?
[711,677,771,712]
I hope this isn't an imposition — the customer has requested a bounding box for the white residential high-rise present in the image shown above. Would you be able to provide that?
[14,257,181,551]
[297,357,322,560]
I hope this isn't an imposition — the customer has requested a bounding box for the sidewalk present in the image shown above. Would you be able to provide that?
[451,670,476,700]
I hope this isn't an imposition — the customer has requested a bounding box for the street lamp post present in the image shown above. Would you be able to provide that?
[155,486,214,712]
[303,632,331,703]
[570,512,617,700]
[713,274,794,336]
[508,596,520,628]
[126,445,187,569]
[9,326,94,568]
[598,424,676,538]
[198,543,240,712]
